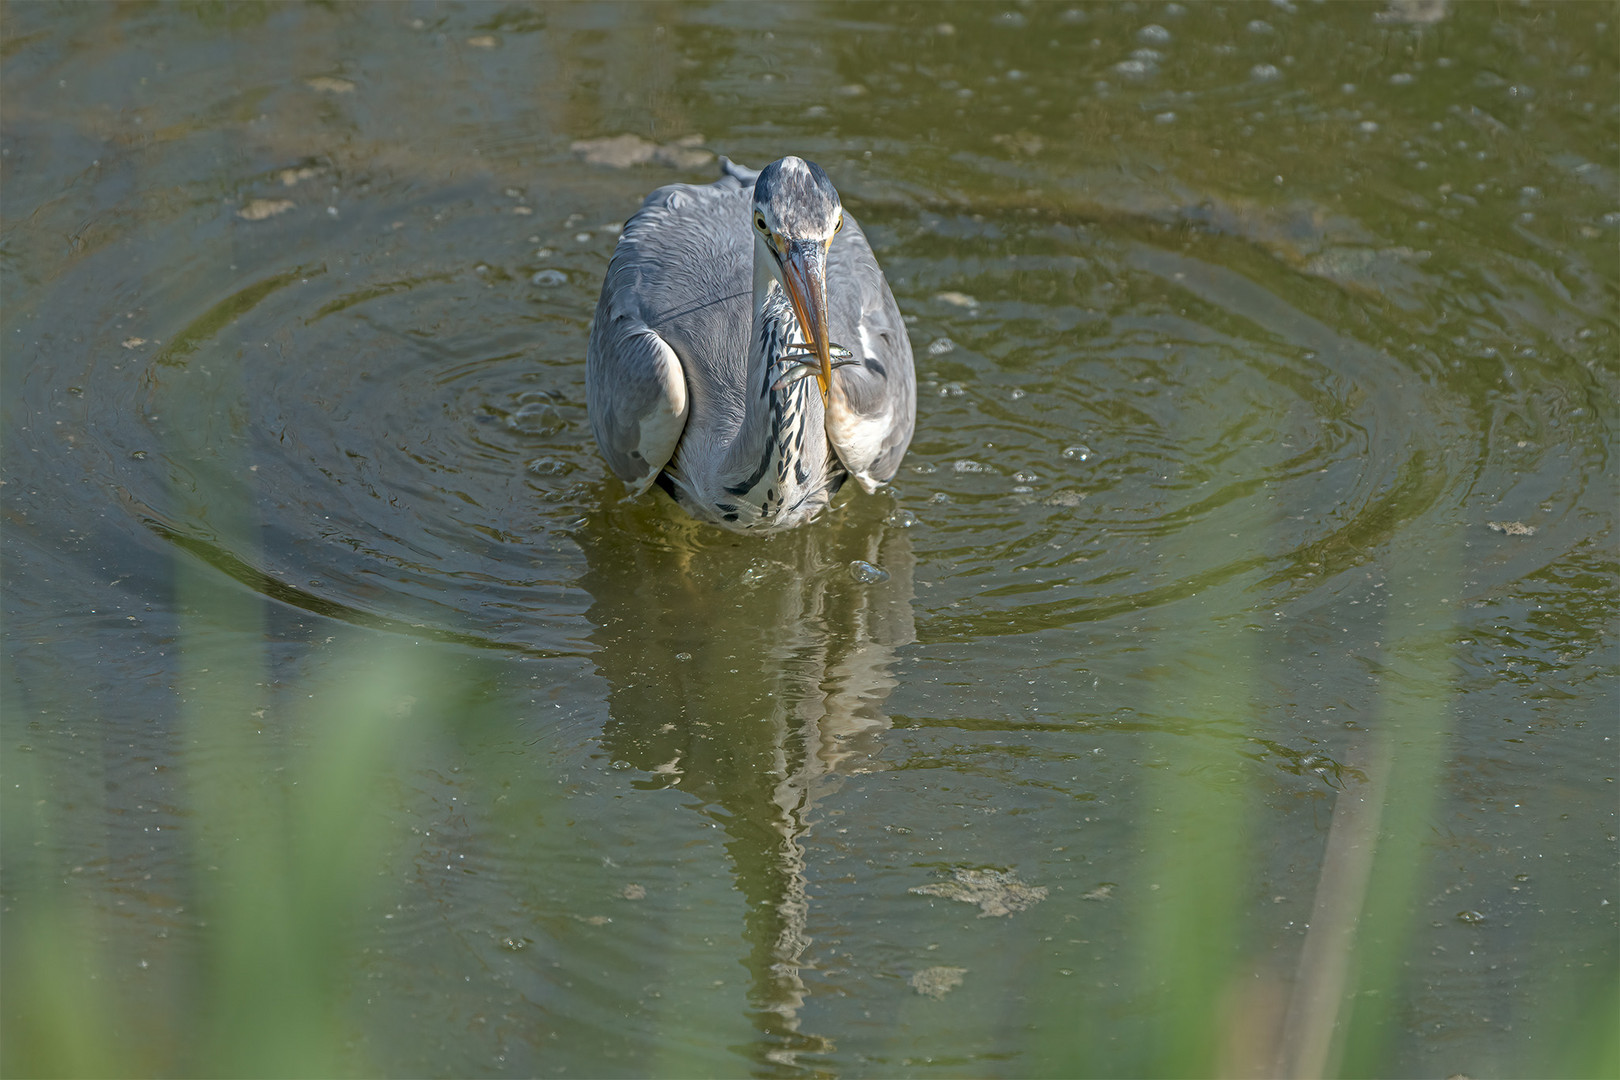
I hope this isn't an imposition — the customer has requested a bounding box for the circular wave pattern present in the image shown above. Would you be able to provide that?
[883,221,1480,640]
[10,161,1604,658]
[18,188,618,655]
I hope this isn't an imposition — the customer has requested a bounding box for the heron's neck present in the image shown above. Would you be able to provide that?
[750,249,788,359]
[681,245,830,524]
[748,248,801,397]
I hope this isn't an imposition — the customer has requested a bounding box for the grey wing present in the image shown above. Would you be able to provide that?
[825,214,917,493]
[586,177,752,495]
[586,313,688,495]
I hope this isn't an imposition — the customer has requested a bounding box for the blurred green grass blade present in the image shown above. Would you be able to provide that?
[1331,540,1458,1079]
[1,749,122,1078]
[181,616,449,1076]
[2,546,463,1076]
[1133,650,1256,1077]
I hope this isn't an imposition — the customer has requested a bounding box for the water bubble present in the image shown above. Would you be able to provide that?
[1114,58,1156,79]
[1155,111,1177,124]
[526,456,570,476]
[129,450,148,460]
[939,382,966,397]
[1389,72,1415,86]
[531,269,567,287]
[1137,23,1171,43]
[1455,909,1487,925]
[927,337,956,355]
[953,459,991,473]
[611,760,633,770]
[509,402,566,435]
[1014,470,1040,483]
[885,508,918,528]
[1251,63,1281,82]
[675,652,692,661]
[849,560,891,584]
[1062,444,1093,462]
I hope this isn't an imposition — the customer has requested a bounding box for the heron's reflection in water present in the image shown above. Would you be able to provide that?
[576,496,915,1066]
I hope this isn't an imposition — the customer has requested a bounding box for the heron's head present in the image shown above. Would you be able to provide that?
[751,156,843,395]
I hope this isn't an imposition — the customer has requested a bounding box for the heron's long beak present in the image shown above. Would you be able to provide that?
[779,239,833,397]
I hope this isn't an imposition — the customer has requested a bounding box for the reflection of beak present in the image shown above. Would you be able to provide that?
[779,239,833,397]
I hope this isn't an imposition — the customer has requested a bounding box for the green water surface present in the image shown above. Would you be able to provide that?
[3,2,1615,1077]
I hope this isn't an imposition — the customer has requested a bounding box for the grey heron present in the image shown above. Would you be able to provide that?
[586,156,916,531]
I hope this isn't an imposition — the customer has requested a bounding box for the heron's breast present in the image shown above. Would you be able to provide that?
[663,381,842,531]
[659,293,847,531]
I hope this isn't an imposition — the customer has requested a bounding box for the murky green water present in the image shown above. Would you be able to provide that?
[3,2,1615,1076]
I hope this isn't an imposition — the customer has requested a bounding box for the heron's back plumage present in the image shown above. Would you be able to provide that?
[586,159,915,531]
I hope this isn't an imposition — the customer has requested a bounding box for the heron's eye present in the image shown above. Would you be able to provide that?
[754,215,769,233]
[834,215,844,233]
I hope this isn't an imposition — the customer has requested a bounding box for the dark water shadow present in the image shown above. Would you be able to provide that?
[574,492,915,1072]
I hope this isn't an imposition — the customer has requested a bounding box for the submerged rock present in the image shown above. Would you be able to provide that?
[911,966,968,998]
[909,868,1048,917]
[571,134,712,171]
[1487,520,1536,536]
[238,198,295,221]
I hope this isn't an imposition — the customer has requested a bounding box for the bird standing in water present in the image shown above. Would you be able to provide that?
[586,156,915,532]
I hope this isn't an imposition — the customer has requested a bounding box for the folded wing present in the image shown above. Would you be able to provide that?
[825,215,917,493]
